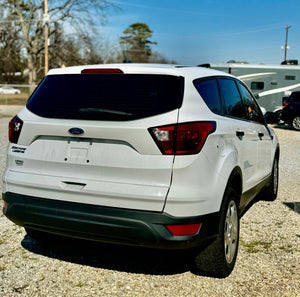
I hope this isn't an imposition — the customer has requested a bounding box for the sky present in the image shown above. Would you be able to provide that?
[99,0,300,65]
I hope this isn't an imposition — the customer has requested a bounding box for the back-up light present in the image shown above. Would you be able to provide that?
[149,121,216,155]
[9,115,23,144]
[81,68,124,74]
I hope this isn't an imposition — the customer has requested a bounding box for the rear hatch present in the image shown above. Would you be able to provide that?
[6,70,184,212]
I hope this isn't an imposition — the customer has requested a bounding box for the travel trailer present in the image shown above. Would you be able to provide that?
[208,61,300,112]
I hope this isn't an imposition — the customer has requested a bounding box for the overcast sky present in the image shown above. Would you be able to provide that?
[101,0,300,65]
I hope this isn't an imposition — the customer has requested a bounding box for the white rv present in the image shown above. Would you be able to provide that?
[209,62,300,112]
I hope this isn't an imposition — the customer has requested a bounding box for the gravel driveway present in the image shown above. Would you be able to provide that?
[0,116,299,297]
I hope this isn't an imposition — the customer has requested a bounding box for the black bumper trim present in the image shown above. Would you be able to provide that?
[2,192,219,249]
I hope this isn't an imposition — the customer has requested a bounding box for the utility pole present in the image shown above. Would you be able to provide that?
[284,24,291,61]
[44,0,49,76]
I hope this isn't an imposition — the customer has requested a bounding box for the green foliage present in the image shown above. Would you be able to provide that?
[120,23,157,62]
[242,240,272,253]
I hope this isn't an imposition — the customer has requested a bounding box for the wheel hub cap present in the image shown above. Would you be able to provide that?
[293,117,300,130]
[224,201,238,264]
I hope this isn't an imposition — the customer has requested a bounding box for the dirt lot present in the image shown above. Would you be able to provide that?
[0,117,299,297]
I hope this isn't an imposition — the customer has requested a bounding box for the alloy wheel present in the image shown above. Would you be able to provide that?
[224,200,238,264]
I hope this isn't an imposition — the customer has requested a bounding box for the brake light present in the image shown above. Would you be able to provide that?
[9,115,23,144]
[166,223,201,236]
[149,121,216,155]
[81,68,123,74]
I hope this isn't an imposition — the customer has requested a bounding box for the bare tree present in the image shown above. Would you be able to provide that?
[149,52,178,64]
[0,9,25,83]
[0,0,117,88]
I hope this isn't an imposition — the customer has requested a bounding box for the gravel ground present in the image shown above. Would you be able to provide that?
[0,116,299,297]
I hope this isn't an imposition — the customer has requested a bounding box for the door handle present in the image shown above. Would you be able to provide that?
[258,132,264,139]
[236,131,245,138]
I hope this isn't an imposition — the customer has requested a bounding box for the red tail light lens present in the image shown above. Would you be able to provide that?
[150,121,216,155]
[9,115,23,144]
[283,102,289,106]
[166,223,201,236]
[81,68,123,74]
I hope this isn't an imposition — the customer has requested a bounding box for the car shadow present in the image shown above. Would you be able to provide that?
[21,234,196,276]
[283,202,300,214]
[272,124,295,131]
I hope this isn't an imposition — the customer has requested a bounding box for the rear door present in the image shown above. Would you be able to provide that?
[217,78,260,191]
[236,82,273,180]
[7,72,184,212]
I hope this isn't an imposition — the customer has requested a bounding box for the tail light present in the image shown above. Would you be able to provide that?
[166,223,201,236]
[149,121,216,155]
[283,102,289,106]
[9,115,23,144]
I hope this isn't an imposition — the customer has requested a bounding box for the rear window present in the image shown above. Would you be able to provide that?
[26,74,184,121]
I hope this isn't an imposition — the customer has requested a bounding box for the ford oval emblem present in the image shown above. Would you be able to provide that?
[68,127,84,135]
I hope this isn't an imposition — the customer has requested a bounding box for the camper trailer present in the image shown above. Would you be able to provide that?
[209,61,300,112]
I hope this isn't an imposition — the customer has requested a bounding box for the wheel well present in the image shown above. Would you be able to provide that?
[275,146,280,160]
[220,167,243,212]
[230,173,242,200]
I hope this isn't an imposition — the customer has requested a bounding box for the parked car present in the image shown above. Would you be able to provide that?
[0,86,21,95]
[2,64,279,277]
[281,91,300,130]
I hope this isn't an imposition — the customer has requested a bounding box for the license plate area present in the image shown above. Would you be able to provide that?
[65,140,92,164]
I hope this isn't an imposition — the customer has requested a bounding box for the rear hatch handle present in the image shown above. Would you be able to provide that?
[61,181,86,191]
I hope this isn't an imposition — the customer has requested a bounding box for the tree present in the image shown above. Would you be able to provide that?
[120,23,157,63]
[0,10,25,83]
[0,0,116,89]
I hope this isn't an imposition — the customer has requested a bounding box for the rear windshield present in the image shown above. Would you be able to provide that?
[26,74,184,121]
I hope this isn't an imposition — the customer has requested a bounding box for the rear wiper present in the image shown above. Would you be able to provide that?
[79,108,132,116]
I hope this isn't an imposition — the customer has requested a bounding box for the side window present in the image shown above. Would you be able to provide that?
[193,78,222,115]
[217,78,247,120]
[251,81,264,90]
[291,92,300,101]
[237,83,264,124]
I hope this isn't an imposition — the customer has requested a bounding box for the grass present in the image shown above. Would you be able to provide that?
[242,240,272,253]
[0,94,28,105]
[279,244,297,253]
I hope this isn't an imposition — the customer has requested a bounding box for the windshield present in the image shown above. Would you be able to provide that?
[26,74,184,121]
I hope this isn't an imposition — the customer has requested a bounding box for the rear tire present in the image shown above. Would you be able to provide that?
[194,187,240,278]
[261,156,279,202]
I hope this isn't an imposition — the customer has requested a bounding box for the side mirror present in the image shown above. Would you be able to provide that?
[264,111,279,124]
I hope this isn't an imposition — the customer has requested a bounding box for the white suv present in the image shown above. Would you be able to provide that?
[2,64,279,277]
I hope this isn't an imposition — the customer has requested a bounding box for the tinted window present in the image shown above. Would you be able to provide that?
[218,78,247,120]
[193,79,222,114]
[251,81,264,90]
[27,74,184,121]
[291,92,300,101]
[285,75,296,80]
[238,83,264,123]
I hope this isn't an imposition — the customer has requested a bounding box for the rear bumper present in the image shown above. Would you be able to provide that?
[2,192,219,249]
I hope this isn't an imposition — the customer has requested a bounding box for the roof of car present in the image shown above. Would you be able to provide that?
[47,63,232,80]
